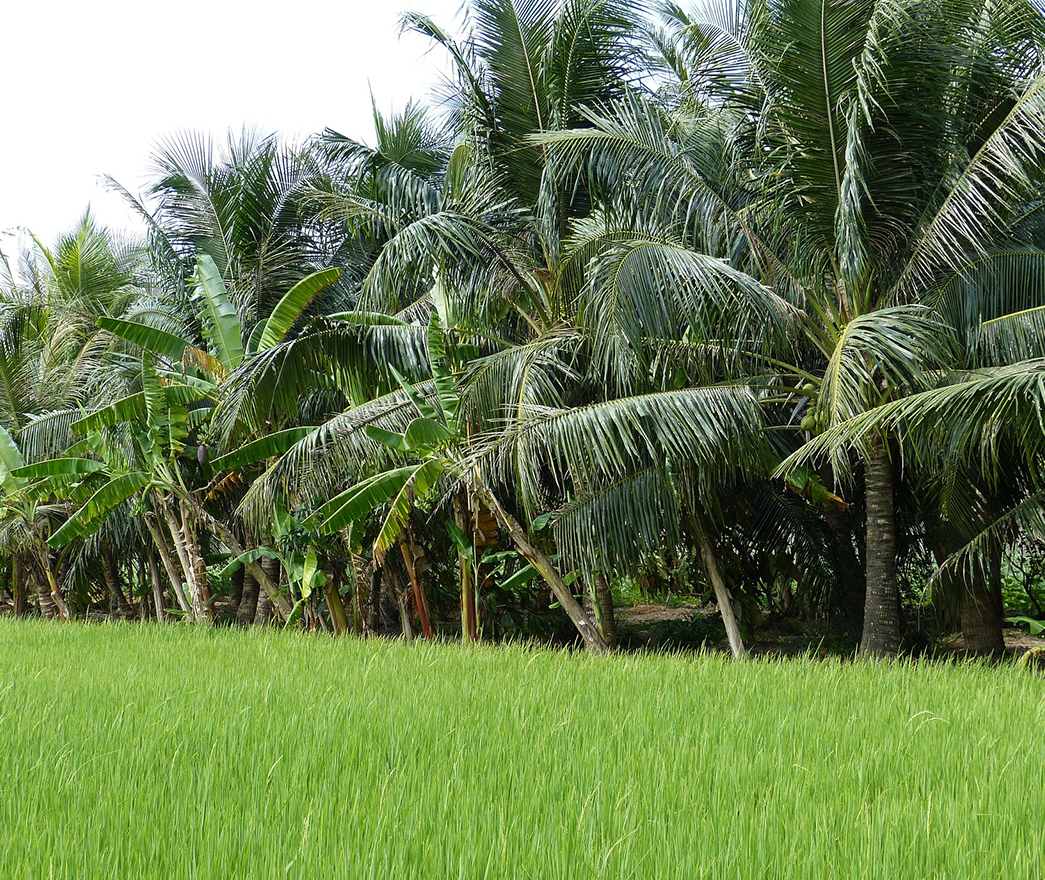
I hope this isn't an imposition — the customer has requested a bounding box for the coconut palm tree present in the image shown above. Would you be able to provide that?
[538,0,1045,656]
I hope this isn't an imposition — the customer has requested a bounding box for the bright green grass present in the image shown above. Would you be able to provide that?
[0,620,1041,879]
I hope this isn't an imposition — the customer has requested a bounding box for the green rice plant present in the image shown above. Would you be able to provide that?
[0,620,1041,878]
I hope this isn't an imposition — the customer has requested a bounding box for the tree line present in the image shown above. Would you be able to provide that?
[3,0,1045,658]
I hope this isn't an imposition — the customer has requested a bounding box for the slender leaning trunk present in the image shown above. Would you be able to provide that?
[696,529,747,659]
[476,485,608,654]
[398,532,434,639]
[41,552,70,620]
[859,437,900,658]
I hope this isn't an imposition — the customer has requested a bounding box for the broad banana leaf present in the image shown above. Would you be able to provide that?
[12,458,106,479]
[0,426,25,493]
[195,254,244,370]
[364,424,408,452]
[302,465,419,535]
[373,458,447,561]
[48,471,150,548]
[219,546,283,578]
[404,417,453,451]
[211,426,318,471]
[255,268,341,353]
[98,317,191,362]
[72,384,207,435]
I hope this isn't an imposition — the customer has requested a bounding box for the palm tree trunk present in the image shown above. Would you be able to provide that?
[253,552,279,627]
[961,576,1006,655]
[476,484,608,654]
[237,566,259,625]
[695,528,747,659]
[229,566,244,611]
[961,543,1005,655]
[254,591,270,626]
[859,438,900,658]
[593,572,617,649]
[12,555,25,618]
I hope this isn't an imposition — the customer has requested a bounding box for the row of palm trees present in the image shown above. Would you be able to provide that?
[2,0,1045,658]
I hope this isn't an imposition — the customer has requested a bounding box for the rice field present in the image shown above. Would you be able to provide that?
[0,620,1041,878]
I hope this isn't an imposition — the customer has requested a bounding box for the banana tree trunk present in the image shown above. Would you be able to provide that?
[324,581,350,635]
[367,566,382,635]
[190,506,291,622]
[859,437,900,658]
[180,500,212,607]
[349,555,367,635]
[100,542,133,619]
[145,514,192,616]
[475,484,608,654]
[161,505,210,623]
[395,570,414,645]
[454,494,478,643]
[148,552,166,623]
[398,532,434,639]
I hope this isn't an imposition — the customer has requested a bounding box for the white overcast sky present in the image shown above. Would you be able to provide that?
[0,0,462,250]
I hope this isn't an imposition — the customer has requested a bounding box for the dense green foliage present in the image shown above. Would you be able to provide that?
[0,620,1041,877]
[2,0,1045,658]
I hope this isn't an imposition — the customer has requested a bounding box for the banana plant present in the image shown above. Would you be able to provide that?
[219,504,349,634]
[19,354,213,619]
[0,426,72,619]
[55,254,341,619]
[99,254,340,379]
[301,316,610,652]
